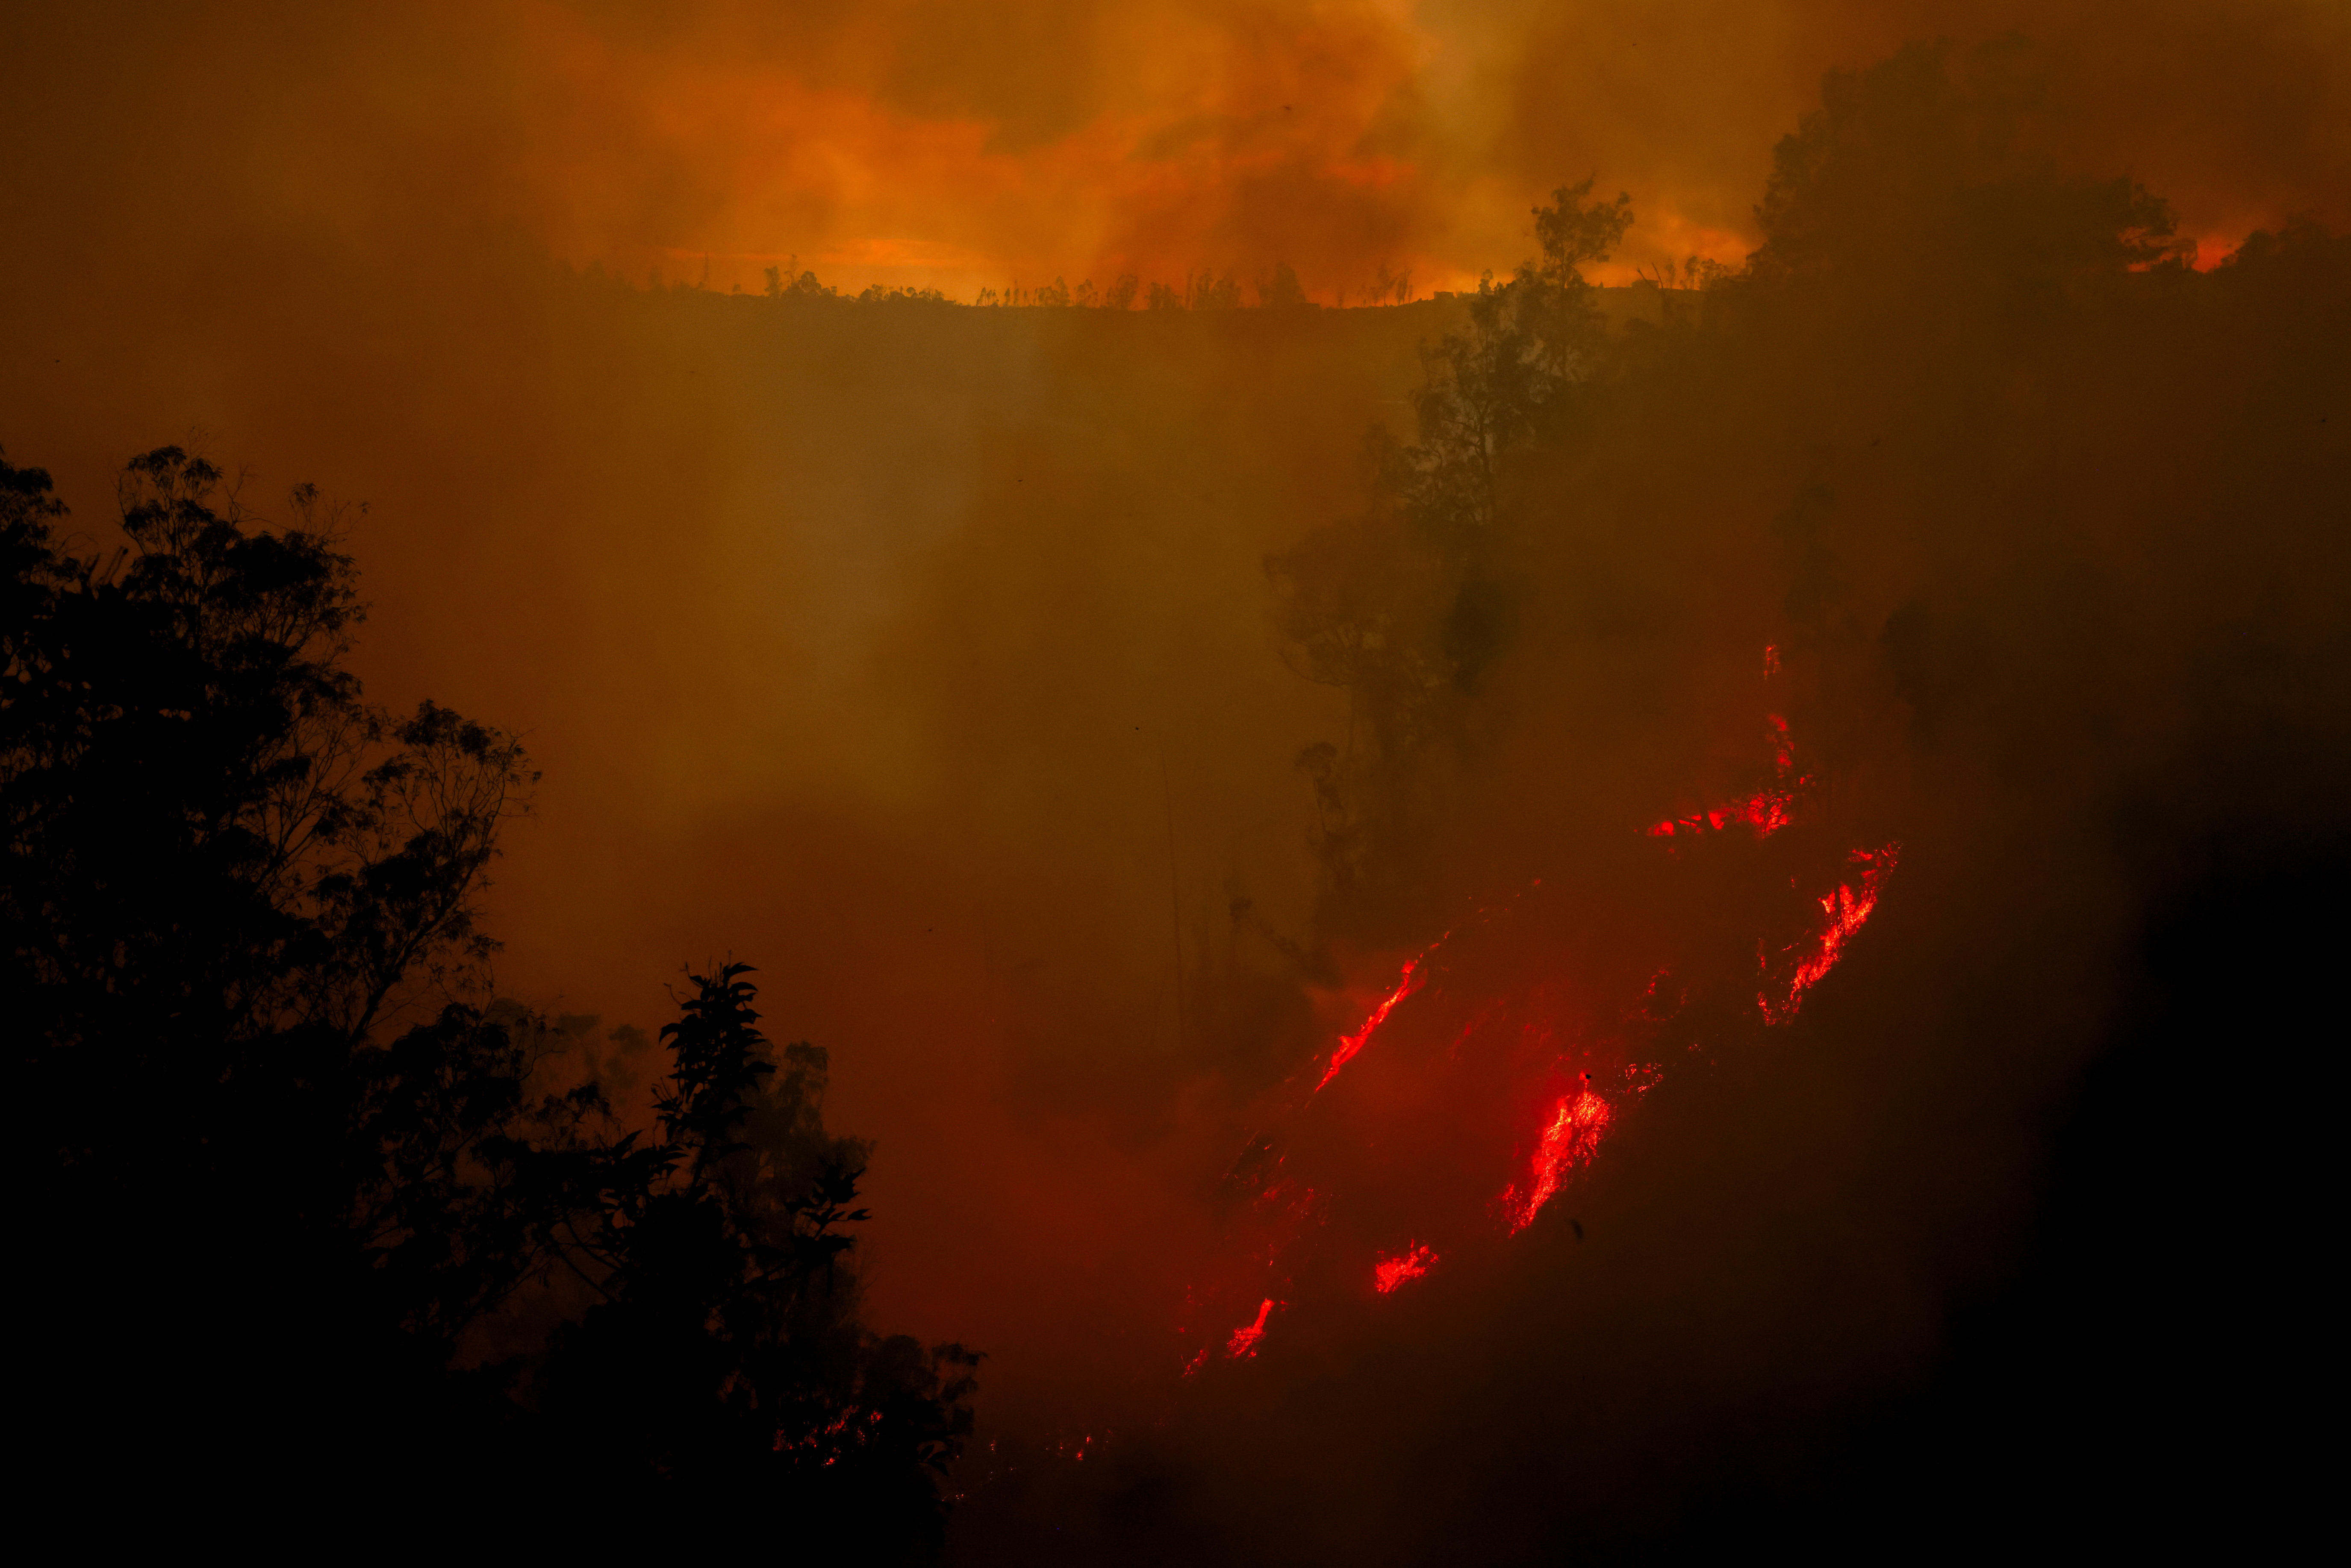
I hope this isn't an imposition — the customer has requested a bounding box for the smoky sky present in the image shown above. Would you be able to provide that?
[3,3,2345,1559]
[6,2,2344,299]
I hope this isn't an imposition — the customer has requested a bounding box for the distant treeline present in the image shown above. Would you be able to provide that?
[612,252,1427,309]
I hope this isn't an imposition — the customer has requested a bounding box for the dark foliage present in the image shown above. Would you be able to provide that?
[1266,178,1630,931]
[3,448,974,1548]
[535,964,978,1555]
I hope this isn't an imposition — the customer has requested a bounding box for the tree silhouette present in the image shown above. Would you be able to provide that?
[5,442,562,1500]
[1258,261,1308,308]
[536,964,978,1552]
[5,445,975,1545]
[1265,181,1629,929]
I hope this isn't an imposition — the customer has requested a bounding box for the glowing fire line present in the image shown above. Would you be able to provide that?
[1315,949,1434,1093]
[1767,845,1897,1021]
[1226,1298,1278,1359]
[1373,1243,1439,1294]
[1500,1089,1613,1233]
[1177,674,1900,1384]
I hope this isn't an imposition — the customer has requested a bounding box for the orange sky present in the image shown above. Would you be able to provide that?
[13,2,2332,303]
[476,0,2347,299]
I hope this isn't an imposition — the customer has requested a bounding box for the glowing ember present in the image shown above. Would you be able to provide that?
[1501,1089,1613,1233]
[1773,844,1898,1018]
[1316,951,1433,1092]
[1647,787,1796,839]
[1226,1297,1278,1359]
[1373,1243,1439,1294]
[1175,693,1899,1382]
[1649,697,1801,838]
[774,1407,881,1464]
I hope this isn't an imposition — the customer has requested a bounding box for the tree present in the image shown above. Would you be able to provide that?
[1188,268,1243,310]
[1258,261,1308,308]
[1265,182,1630,928]
[4,444,976,1544]
[4,442,558,1498]
[1746,41,2184,303]
[536,964,979,1552]
[1402,179,1629,555]
[762,258,838,300]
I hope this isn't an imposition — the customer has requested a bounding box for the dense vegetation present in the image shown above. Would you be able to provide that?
[3,448,975,1551]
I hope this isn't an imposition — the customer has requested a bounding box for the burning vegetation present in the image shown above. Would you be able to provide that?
[948,37,2347,1563]
[1175,687,1897,1368]
[7,15,2347,1567]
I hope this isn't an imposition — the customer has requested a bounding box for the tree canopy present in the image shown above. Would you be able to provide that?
[4,445,974,1552]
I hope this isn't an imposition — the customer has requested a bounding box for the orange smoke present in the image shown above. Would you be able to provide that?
[506,0,1451,301]
[480,0,2346,301]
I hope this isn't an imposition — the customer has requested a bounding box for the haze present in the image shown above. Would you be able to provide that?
[5,1,2343,1559]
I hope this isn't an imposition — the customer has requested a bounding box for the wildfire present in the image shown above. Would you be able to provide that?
[1770,845,1898,1020]
[1226,1298,1279,1359]
[1500,1089,1613,1234]
[1174,671,1897,1383]
[1649,711,1800,839]
[1316,948,1434,1093]
[1373,1243,1439,1294]
[1646,787,1796,840]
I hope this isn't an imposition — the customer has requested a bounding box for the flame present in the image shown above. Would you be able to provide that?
[1315,947,1435,1093]
[1650,705,1801,838]
[1769,845,1898,1021]
[1647,788,1796,840]
[1175,672,1897,1380]
[1500,1089,1613,1234]
[1226,1297,1278,1359]
[1373,1243,1439,1294]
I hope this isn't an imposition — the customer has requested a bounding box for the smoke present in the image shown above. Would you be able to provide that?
[3,2,2345,1557]
[11,3,2339,300]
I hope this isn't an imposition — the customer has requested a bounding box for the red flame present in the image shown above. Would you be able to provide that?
[1373,1243,1439,1294]
[1171,663,1898,1385]
[1500,1089,1613,1233]
[1316,949,1433,1092]
[1226,1297,1278,1359]
[1649,708,1800,838]
[1647,787,1796,839]
[1768,844,1898,1020]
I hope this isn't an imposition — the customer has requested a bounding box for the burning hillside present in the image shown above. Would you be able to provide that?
[1178,686,1897,1373]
